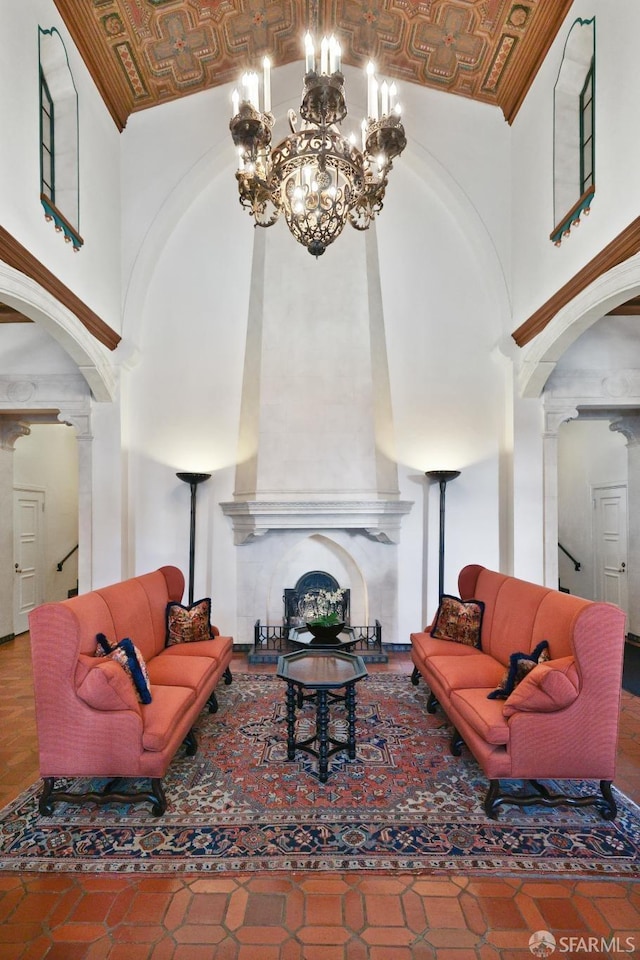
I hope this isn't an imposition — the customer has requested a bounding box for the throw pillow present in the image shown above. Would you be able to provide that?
[431,595,485,648]
[166,598,211,646]
[487,640,550,700]
[95,633,152,704]
[502,656,580,717]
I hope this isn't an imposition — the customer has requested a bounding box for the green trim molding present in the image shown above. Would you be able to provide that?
[40,196,83,252]
[550,185,595,246]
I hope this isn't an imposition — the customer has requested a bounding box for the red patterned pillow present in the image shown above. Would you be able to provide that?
[431,595,484,648]
[166,598,211,646]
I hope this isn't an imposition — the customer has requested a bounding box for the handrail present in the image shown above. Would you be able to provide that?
[558,542,580,571]
[57,544,78,572]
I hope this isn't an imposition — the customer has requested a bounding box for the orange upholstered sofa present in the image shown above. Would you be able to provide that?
[410,565,626,819]
[28,566,233,816]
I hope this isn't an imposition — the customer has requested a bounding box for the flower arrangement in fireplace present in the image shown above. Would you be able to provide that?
[300,588,346,626]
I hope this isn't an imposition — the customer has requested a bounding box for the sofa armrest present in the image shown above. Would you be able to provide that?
[77,659,142,713]
[502,657,579,717]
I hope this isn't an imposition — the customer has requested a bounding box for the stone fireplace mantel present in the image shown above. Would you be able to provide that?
[220,499,413,545]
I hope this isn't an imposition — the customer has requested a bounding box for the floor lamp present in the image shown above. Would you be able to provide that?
[426,470,461,600]
[176,472,211,605]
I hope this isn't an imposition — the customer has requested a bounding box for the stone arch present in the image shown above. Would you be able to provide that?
[519,253,640,399]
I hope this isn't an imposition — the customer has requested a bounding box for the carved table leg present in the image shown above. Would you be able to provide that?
[317,690,330,783]
[345,682,357,760]
[285,681,297,761]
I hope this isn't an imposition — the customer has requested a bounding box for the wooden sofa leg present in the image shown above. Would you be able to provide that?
[183,728,198,756]
[410,666,420,686]
[207,691,219,713]
[224,666,233,685]
[483,778,618,821]
[38,776,168,817]
[598,780,617,820]
[427,692,439,714]
[39,777,56,816]
[450,728,464,757]
[150,778,167,816]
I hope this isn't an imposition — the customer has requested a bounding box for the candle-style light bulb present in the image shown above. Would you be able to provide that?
[262,57,271,113]
[380,80,389,116]
[231,88,239,116]
[304,32,314,72]
[366,61,376,118]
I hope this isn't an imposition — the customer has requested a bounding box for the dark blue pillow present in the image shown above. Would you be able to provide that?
[487,640,550,700]
[95,633,152,704]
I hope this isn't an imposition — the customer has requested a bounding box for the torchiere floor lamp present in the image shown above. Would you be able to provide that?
[426,470,461,599]
[176,472,211,605]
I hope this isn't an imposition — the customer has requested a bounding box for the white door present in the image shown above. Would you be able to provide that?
[593,483,628,614]
[13,488,45,635]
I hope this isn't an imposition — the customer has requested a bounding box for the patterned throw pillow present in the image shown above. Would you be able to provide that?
[431,595,485,648]
[487,640,551,700]
[94,633,152,704]
[166,598,211,646]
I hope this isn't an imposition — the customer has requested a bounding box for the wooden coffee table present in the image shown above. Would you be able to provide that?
[276,650,368,783]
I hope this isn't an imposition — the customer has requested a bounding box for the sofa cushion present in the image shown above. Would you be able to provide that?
[166,598,211,646]
[411,631,485,662]
[160,634,232,662]
[502,657,580,716]
[77,659,142,713]
[431,595,485,648]
[425,652,505,695]
[487,640,550,700]
[141,685,197,752]
[146,654,217,696]
[449,688,510,745]
[95,633,153,704]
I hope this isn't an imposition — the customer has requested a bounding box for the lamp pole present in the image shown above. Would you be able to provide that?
[425,470,461,600]
[176,472,211,604]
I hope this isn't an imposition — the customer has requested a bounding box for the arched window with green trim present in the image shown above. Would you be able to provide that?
[551,18,595,247]
[38,27,83,251]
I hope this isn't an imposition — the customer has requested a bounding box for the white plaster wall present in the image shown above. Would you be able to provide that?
[0,2,122,334]
[511,0,640,328]
[557,419,627,599]
[118,66,511,643]
[13,423,79,602]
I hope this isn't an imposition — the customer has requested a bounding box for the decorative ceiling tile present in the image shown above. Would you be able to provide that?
[53,0,573,130]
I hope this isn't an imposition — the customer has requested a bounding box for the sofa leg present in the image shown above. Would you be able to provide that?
[410,666,420,686]
[150,778,167,817]
[38,776,168,817]
[426,692,439,714]
[207,690,219,713]
[483,778,619,820]
[224,666,233,685]
[38,777,55,816]
[450,728,464,757]
[599,780,617,820]
[184,728,198,756]
[484,780,502,819]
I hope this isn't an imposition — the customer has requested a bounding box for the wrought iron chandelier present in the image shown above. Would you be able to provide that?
[229,35,406,257]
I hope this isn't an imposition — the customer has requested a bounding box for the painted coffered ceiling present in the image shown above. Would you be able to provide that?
[53,0,574,132]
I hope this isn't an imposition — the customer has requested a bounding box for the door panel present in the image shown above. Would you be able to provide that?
[593,484,628,614]
[13,489,45,635]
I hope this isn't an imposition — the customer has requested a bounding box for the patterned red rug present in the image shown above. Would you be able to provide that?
[0,673,638,876]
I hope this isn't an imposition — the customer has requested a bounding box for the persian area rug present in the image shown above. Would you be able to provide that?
[0,673,638,877]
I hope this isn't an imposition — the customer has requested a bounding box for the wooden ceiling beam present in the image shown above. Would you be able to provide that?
[0,227,121,351]
[512,218,640,347]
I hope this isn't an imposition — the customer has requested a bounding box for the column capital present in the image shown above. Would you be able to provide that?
[0,419,30,451]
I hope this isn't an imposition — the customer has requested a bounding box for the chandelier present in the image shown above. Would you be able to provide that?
[229,35,406,257]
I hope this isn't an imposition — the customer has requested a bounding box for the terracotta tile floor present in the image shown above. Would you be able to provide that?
[1,637,639,959]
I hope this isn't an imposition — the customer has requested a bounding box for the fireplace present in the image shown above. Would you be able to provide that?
[283,571,351,628]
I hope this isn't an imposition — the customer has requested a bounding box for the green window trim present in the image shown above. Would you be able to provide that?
[580,60,595,195]
[550,184,595,246]
[40,196,84,251]
[39,68,54,203]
